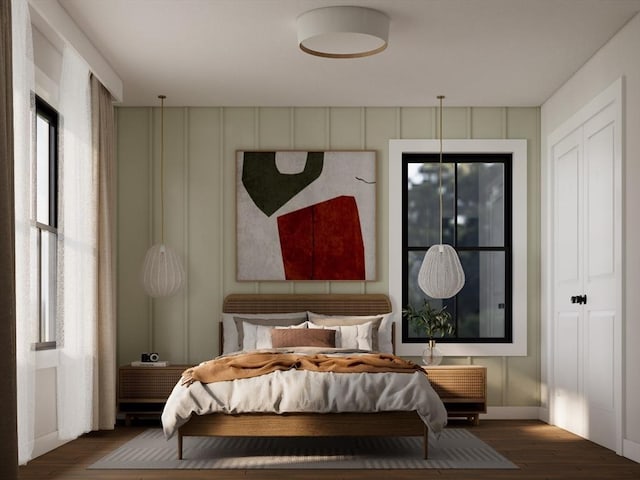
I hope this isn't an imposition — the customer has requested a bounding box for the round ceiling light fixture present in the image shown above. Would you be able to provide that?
[297,6,389,58]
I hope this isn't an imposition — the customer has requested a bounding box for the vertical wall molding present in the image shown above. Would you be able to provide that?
[219,107,225,301]
[325,107,331,149]
[534,106,542,405]
[182,107,190,363]
[289,108,295,149]
[360,105,367,293]
[503,108,509,139]
[324,107,331,294]
[254,107,260,149]
[503,357,509,405]
[360,107,366,149]
[289,107,295,295]
[254,107,260,294]
[147,107,154,350]
[432,107,437,138]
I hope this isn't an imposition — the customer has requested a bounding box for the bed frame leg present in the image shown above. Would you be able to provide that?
[178,433,183,460]
[423,426,429,459]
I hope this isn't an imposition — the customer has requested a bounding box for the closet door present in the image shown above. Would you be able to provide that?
[552,128,584,438]
[549,83,621,453]
[581,103,618,450]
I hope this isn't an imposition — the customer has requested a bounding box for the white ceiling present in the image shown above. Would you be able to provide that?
[57,0,640,107]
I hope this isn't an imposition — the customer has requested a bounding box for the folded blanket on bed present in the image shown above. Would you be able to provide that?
[181,352,424,386]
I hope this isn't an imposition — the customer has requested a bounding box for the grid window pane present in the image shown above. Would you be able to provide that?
[406,250,449,339]
[457,163,505,248]
[455,251,506,338]
[407,162,455,247]
[36,115,50,225]
[40,230,57,343]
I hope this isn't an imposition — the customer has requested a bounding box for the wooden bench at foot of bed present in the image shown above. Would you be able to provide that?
[178,411,429,460]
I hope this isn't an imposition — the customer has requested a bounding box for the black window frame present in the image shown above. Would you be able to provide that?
[35,95,59,350]
[401,152,513,344]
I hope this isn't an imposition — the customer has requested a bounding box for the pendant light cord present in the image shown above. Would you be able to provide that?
[159,94,166,245]
[437,95,444,246]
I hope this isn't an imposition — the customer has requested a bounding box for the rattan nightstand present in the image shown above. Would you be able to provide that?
[118,364,188,425]
[423,365,487,425]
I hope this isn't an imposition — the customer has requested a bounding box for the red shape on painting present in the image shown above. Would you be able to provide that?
[277,196,365,280]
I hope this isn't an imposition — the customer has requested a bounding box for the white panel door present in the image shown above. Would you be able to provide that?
[550,93,620,452]
[552,129,584,437]
[582,104,618,450]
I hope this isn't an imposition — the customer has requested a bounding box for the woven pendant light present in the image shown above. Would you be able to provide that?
[141,95,185,297]
[417,96,465,299]
[141,243,185,297]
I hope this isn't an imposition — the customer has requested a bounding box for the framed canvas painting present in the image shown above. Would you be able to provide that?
[236,151,376,281]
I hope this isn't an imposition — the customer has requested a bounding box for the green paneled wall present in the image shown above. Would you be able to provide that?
[116,106,541,407]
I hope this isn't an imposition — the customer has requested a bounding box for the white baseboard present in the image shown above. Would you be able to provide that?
[538,406,550,423]
[32,431,70,459]
[623,438,640,463]
[481,406,542,420]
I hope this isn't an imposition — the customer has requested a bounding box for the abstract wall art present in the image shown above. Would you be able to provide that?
[236,151,376,281]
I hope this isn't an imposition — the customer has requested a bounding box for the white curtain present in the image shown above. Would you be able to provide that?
[12,0,37,465]
[56,45,96,440]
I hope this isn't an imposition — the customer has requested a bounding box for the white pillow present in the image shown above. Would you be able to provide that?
[308,321,373,351]
[307,312,393,353]
[242,321,308,351]
[221,311,307,354]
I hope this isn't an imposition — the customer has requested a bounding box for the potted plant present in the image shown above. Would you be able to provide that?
[402,300,454,365]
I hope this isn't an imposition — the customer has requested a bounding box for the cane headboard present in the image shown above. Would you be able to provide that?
[219,293,394,354]
[222,293,391,315]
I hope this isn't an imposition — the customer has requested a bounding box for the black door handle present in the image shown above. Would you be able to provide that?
[571,294,587,305]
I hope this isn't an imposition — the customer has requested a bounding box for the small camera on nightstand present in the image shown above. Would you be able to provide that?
[141,352,160,362]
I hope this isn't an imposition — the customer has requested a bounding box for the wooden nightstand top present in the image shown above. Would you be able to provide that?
[120,364,191,370]
[422,365,486,370]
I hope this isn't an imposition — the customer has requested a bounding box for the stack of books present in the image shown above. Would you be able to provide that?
[130,360,170,367]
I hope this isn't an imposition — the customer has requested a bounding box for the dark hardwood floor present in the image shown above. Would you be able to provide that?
[17,420,640,480]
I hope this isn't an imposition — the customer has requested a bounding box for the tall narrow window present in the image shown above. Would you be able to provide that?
[403,153,512,343]
[35,96,59,348]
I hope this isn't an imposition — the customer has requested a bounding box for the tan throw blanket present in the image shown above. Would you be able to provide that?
[181,352,424,386]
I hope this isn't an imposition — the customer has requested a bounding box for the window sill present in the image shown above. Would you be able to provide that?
[35,341,57,351]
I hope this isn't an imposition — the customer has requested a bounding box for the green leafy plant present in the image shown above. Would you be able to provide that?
[402,300,454,340]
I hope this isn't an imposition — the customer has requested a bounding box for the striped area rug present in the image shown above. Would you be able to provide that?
[89,428,517,470]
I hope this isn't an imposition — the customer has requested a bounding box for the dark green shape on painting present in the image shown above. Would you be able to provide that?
[242,152,324,217]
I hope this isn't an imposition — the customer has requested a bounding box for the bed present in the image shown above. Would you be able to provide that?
[161,293,447,460]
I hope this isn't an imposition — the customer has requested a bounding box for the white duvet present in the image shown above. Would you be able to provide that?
[161,350,448,439]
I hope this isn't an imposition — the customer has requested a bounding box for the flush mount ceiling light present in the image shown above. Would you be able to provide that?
[297,6,389,58]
